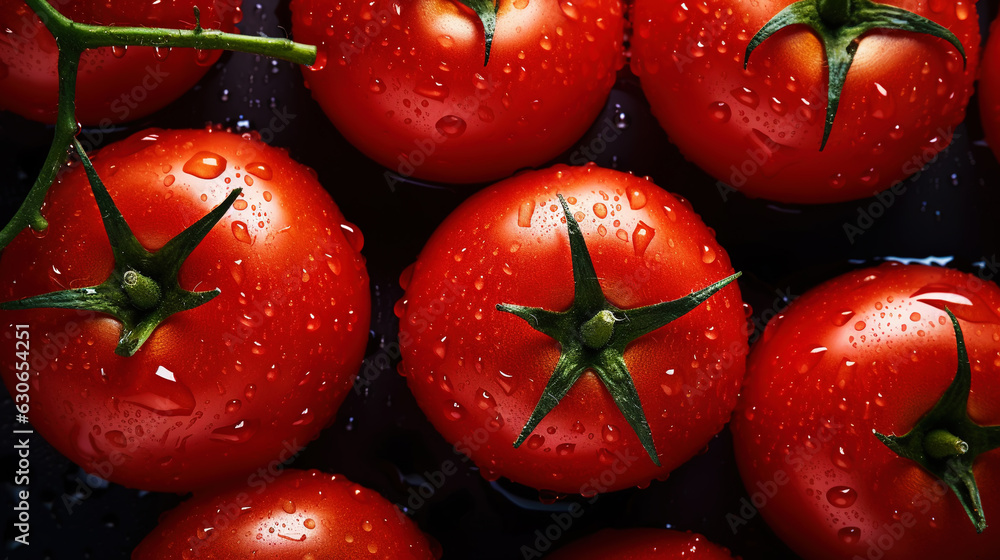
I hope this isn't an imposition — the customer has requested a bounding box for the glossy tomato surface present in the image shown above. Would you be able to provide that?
[983,13,1000,162]
[0,128,370,492]
[732,263,1000,560]
[290,0,625,184]
[630,0,980,203]
[548,528,736,559]
[398,164,747,494]
[131,469,440,559]
[0,0,241,125]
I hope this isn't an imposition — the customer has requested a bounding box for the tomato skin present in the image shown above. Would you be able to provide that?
[982,14,1000,163]
[290,0,625,184]
[131,469,440,559]
[630,0,980,204]
[731,264,1000,560]
[0,128,370,492]
[398,164,746,494]
[0,0,242,125]
[547,528,735,559]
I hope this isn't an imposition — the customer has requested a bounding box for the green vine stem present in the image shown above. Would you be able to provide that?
[0,0,317,251]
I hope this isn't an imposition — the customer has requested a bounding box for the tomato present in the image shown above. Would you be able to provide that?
[397,163,747,494]
[0,128,370,492]
[547,528,735,559]
[0,0,242,125]
[731,263,1000,560]
[131,469,440,559]
[290,0,625,184]
[982,14,1000,163]
[630,0,980,204]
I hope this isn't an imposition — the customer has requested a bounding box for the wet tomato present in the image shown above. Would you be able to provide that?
[547,528,735,559]
[132,469,440,559]
[630,0,979,203]
[732,263,1000,560]
[0,128,370,492]
[397,163,747,494]
[290,0,625,184]
[0,0,242,125]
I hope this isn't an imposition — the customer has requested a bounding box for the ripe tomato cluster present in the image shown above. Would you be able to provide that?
[0,0,998,559]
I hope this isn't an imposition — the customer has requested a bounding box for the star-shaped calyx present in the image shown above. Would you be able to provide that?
[1,139,240,357]
[875,309,1000,533]
[746,0,967,150]
[496,195,740,466]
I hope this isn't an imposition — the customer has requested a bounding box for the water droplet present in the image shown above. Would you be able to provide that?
[282,500,296,514]
[593,203,608,219]
[210,419,260,443]
[232,221,254,244]
[368,77,386,93]
[526,434,545,449]
[435,115,467,138]
[539,35,553,50]
[304,518,316,530]
[556,443,576,456]
[632,221,655,256]
[123,366,196,416]
[518,200,535,227]
[111,45,127,58]
[838,526,861,544]
[602,424,620,443]
[732,87,760,109]
[701,245,716,264]
[709,102,732,123]
[827,486,858,508]
[233,199,248,211]
[831,446,853,470]
[833,310,856,326]
[513,0,528,8]
[183,151,227,179]
[246,162,273,180]
[854,321,867,331]
[105,430,127,448]
[305,314,322,331]
[415,79,449,101]
[225,399,242,414]
[444,401,464,421]
[559,0,580,20]
[626,188,647,210]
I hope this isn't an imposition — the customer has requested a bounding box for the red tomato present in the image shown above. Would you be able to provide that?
[0,0,242,125]
[547,528,735,559]
[131,469,440,559]
[982,14,1000,163]
[290,0,625,184]
[397,163,747,494]
[0,128,370,492]
[731,264,1000,560]
[630,0,980,203]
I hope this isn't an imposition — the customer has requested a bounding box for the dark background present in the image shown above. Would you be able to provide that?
[1,0,999,558]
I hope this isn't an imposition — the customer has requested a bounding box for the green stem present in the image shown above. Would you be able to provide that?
[122,270,162,311]
[0,0,318,252]
[581,310,616,349]
[924,429,969,459]
[0,48,82,249]
[817,0,852,26]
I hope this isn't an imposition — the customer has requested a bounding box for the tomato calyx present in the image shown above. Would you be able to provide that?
[875,309,1000,533]
[0,139,240,358]
[745,0,967,150]
[496,195,740,468]
[455,0,500,65]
